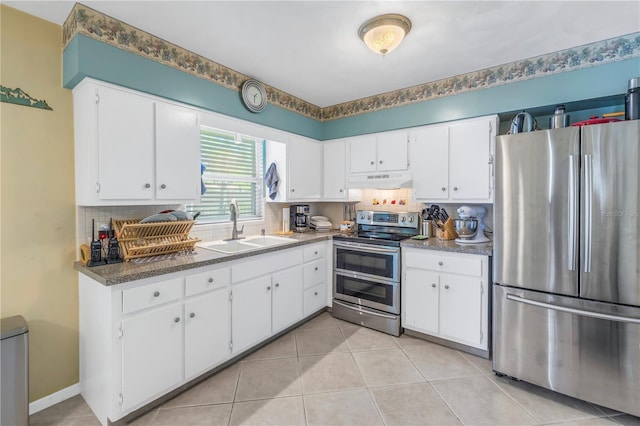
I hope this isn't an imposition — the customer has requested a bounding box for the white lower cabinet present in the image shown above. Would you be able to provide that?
[184,287,231,379]
[121,303,183,411]
[402,248,490,351]
[79,241,331,426]
[231,275,273,355]
[272,267,304,333]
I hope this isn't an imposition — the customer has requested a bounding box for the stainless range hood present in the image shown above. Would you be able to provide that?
[348,171,412,189]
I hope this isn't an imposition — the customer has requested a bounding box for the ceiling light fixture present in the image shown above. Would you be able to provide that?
[358,13,412,56]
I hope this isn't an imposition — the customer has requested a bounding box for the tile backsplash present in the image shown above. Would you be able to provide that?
[75,192,493,259]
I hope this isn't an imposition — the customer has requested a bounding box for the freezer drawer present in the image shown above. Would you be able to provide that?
[493,285,640,417]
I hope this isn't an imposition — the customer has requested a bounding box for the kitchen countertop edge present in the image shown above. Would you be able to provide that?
[74,232,336,286]
[401,238,493,256]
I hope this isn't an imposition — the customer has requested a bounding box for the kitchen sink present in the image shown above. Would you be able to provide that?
[197,235,295,254]
[242,235,294,246]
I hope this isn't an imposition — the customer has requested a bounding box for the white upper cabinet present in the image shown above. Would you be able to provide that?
[349,131,408,173]
[73,79,201,205]
[323,139,347,200]
[410,115,498,203]
[288,136,322,200]
[410,124,449,200]
[155,102,201,201]
[265,136,322,202]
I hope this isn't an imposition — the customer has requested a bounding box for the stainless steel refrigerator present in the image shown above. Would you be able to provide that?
[493,120,640,416]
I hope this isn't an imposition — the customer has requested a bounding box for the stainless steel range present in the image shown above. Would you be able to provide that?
[332,210,419,336]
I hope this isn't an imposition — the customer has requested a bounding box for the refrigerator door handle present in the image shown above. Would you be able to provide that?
[568,155,578,271]
[584,154,593,273]
[506,294,640,324]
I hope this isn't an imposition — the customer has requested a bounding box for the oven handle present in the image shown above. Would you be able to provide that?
[333,241,399,254]
[333,300,398,320]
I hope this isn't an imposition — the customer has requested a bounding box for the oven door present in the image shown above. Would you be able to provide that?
[333,271,399,314]
[333,241,399,282]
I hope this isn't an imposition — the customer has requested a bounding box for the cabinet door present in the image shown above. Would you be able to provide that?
[411,126,450,200]
[403,268,439,334]
[304,283,326,317]
[121,303,182,410]
[232,276,272,354]
[155,102,201,201]
[439,274,483,346]
[349,135,377,173]
[98,86,155,200]
[449,118,492,201]
[323,139,347,199]
[376,131,408,171]
[288,137,322,199]
[184,288,230,379]
[272,266,303,333]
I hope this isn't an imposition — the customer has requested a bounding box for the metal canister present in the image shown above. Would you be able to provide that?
[421,221,432,237]
[625,77,640,120]
[549,104,570,129]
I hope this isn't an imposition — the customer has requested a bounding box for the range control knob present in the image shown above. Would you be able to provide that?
[409,217,415,222]
[400,216,406,222]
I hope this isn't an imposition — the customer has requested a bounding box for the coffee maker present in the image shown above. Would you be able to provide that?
[289,204,310,232]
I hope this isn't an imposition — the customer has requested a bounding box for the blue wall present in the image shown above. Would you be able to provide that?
[63,35,323,139]
[63,34,639,140]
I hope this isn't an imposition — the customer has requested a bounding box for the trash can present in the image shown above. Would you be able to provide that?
[1,315,29,426]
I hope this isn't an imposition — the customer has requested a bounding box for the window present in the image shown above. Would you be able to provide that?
[186,127,264,222]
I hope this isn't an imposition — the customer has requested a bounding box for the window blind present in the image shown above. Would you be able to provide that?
[186,127,263,222]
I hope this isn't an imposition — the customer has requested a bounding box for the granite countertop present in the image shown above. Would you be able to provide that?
[401,237,493,256]
[74,231,337,286]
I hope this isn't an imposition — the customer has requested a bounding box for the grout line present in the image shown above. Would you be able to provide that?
[426,381,466,426]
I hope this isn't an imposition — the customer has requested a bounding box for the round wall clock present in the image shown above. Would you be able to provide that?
[241,79,267,113]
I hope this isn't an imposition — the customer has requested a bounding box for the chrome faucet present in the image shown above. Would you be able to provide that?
[226,199,244,241]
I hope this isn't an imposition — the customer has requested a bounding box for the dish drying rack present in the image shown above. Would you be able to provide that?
[113,219,200,261]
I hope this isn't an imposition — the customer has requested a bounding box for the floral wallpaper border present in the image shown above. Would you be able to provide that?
[63,3,640,122]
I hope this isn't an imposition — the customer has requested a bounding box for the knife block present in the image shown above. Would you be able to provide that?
[436,218,458,240]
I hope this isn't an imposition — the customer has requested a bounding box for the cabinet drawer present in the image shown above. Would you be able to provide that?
[303,259,325,289]
[304,283,326,317]
[185,267,230,297]
[404,250,483,277]
[303,243,325,263]
[232,248,302,283]
[122,278,183,314]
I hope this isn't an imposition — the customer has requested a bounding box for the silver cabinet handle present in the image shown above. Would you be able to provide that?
[154,291,160,297]
[189,312,195,318]
[160,184,166,189]
[370,161,374,165]
[291,188,295,193]
[506,294,640,324]
[379,160,383,164]
[174,317,180,323]
[267,286,271,290]
[432,283,436,288]
[145,183,151,188]
[441,187,446,191]
[314,267,318,271]
[314,292,318,296]
[275,283,280,288]
[453,187,458,191]
[438,261,443,266]
[584,154,593,273]
[568,155,578,271]
[208,278,214,283]
[314,251,318,255]
[444,285,450,289]
[339,189,344,193]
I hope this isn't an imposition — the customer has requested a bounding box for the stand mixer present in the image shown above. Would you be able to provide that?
[454,205,490,244]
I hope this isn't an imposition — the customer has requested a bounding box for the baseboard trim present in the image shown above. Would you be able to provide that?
[29,383,81,415]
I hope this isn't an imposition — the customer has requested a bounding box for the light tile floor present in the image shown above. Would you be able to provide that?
[30,312,640,426]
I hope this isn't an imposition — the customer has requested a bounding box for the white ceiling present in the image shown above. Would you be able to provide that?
[6,1,640,107]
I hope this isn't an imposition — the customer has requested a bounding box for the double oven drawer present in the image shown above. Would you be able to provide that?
[333,241,400,315]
